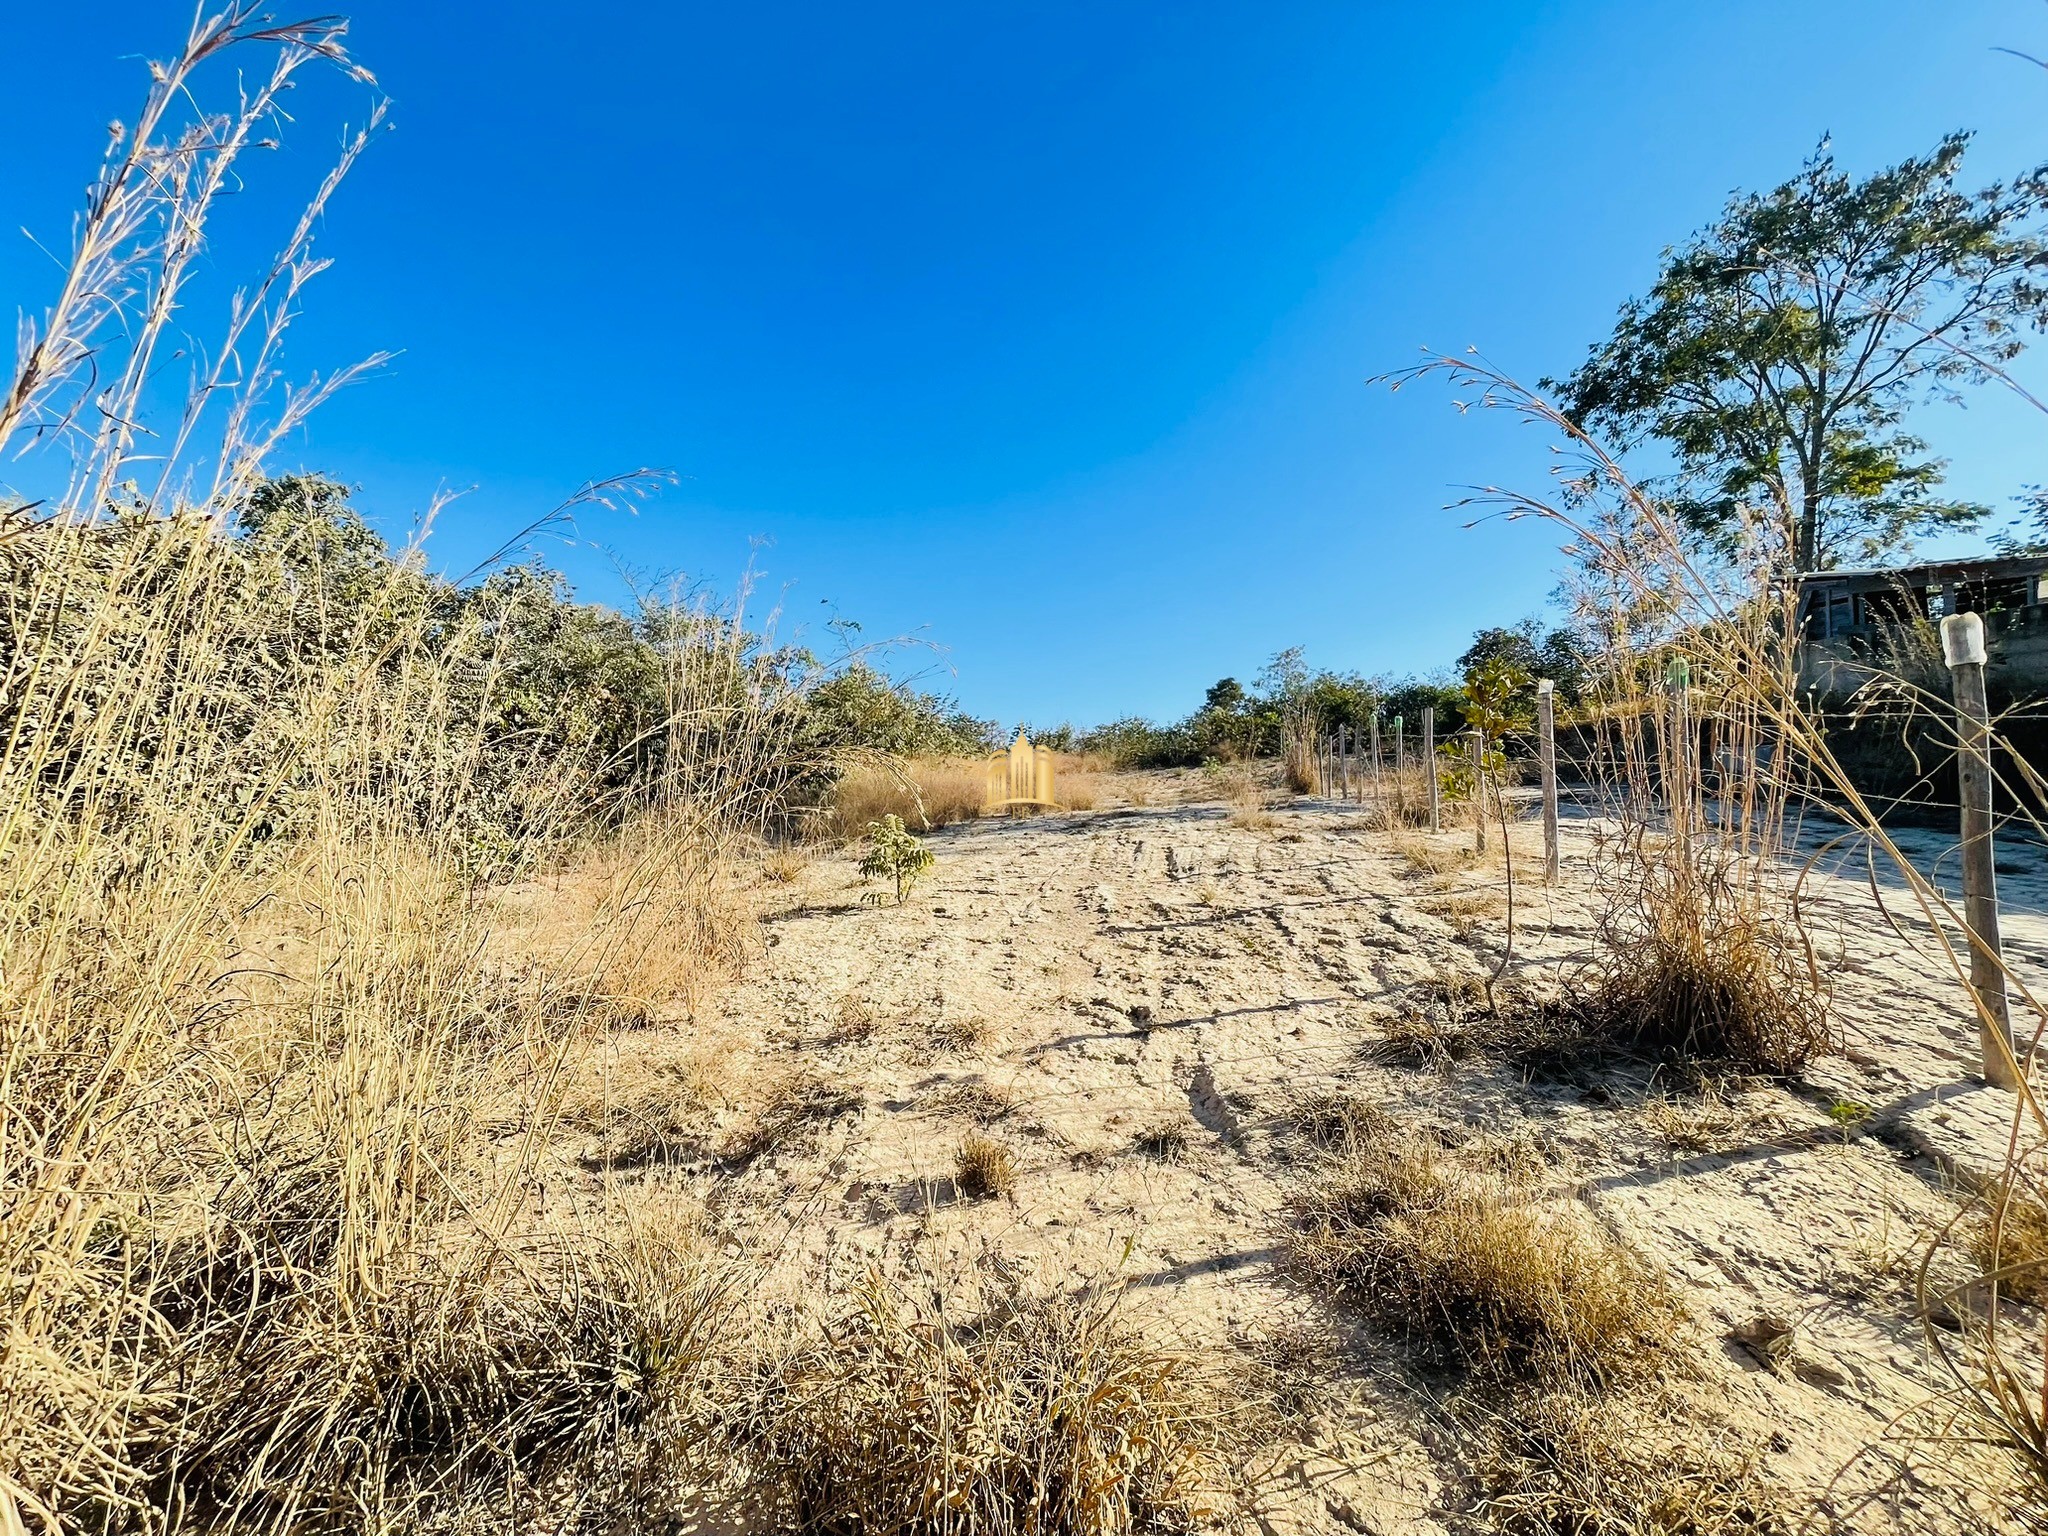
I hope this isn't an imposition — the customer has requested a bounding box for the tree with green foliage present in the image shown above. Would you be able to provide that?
[1457,620,1590,708]
[1552,133,2048,571]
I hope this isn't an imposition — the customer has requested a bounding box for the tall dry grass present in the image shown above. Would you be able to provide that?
[0,15,803,1530]
[821,752,1105,839]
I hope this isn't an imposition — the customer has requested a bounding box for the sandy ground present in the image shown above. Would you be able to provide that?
[553,768,2046,1534]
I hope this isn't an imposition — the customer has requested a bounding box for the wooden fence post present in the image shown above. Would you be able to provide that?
[1423,706,1439,831]
[1537,679,1559,884]
[1943,613,2022,1090]
[1370,714,1383,819]
[1470,728,1486,853]
[1393,715,1405,822]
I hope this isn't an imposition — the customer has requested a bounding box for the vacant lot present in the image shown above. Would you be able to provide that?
[545,767,2039,1533]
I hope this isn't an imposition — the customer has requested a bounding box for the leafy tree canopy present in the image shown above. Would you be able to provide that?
[1551,133,2048,571]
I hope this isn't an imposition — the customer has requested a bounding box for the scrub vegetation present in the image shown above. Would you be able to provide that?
[5,11,2047,1536]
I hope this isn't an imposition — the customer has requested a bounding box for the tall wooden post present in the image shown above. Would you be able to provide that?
[1423,706,1439,832]
[1470,728,1486,852]
[1370,715,1383,819]
[1337,723,1348,800]
[1393,715,1405,822]
[1537,679,1559,884]
[1943,613,2021,1090]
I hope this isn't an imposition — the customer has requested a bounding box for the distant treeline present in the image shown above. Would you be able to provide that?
[1026,623,1590,769]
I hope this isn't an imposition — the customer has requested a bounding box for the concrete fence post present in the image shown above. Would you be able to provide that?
[1943,613,2022,1090]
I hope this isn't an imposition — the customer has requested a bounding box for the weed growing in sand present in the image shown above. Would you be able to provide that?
[723,1073,863,1166]
[859,814,937,902]
[930,1080,1019,1126]
[1638,1090,1780,1158]
[762,847,809,884]
[1286,1137,1677,1386]
[1367,976,1493,1069]
[1470,1389,1791,1536]
[1234,1318,1338,1426]
[1579,848,1833,1077]
[826,756,987,838]
[1228,797,1280,833]
[956,1132,1017,1199]
[734,1269,1237,1532]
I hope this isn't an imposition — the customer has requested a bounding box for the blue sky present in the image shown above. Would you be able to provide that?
[6,2,2048,727]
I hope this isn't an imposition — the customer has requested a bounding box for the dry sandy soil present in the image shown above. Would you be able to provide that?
[546,767,2045,1534]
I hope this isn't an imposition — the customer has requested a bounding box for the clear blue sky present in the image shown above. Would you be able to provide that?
[6,2,2047,727]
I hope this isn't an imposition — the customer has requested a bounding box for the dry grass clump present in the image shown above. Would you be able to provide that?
[828,992,880,1045]
[929,1012,995,1053]
[762,846,809,884]
[1583,853,1831,1078]
[1132,1120,1193,1163]
[131,1220,729,1532]
[1286,1139,1677,1385]
[572,1059,716,1167]
[734,1269,1237,1532]
[1368,1011,1483,1070]
[929,1079,1020,1126]
[1469,1390,1790,1536]
[956,1132,1018,1198]
[1283,1089,1398,1149]
[1638,1089,1783,1158]
[507,815,761,1020]
[1971,1174,2048,1308]
[1233,1319,1337,1427]
[722,1071,863,1166]
[1420,889,1506,939]
[1391,832,1479,879]
[1227,792,1281,832]
[1366,976,1492,1069]
[1057,761,1105,811]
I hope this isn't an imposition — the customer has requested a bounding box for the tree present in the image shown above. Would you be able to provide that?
[1202,677,1246,713]
[1457,621,1590,708]
[1552,134,2048,572]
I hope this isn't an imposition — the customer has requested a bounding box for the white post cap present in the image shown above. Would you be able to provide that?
[1536,677,1554,695]
[1941,611,1987,668]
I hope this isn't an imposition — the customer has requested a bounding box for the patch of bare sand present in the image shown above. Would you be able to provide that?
[535,766,2042,1533]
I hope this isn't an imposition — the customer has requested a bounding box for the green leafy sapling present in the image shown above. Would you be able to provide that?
[859,814,935,903]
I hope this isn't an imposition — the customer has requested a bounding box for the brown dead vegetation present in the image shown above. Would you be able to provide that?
[1286,1135,1679,1387]
[729,1271,1239,1534]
